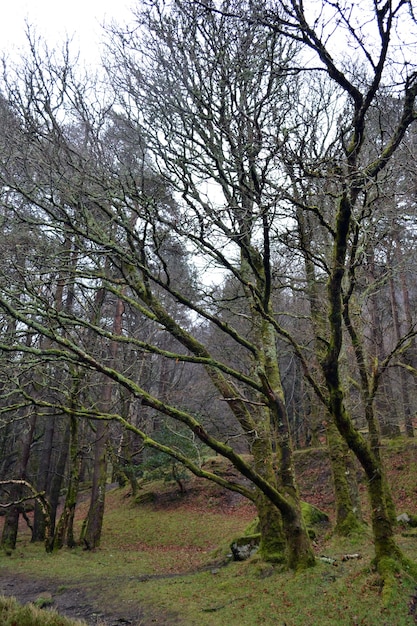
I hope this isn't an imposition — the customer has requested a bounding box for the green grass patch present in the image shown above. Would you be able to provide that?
[112,554,417,625]
[1,471,417,625]
[0,595,87,626]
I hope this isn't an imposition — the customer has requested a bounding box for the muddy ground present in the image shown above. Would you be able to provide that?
[0,571,182,626]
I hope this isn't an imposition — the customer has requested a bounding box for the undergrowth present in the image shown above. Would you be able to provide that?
[1,445,417,625]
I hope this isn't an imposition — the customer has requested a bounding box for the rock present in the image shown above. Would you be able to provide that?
[301,501,330,525]
[33,592,53,608]
[397,512,417,527]
[230,534,260,561]
[301,501,330,539]
[134,491,156,505]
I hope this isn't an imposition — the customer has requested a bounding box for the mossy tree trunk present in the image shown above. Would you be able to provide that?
[80,419,108,550]
[251,432,287,562]
[48,419,70,538]
[326,421,362,535]
[323,192,401,569]
[1,413,37,552]
[81,296,124,550]
[1,492,21,553]
[31,414,55,543]
[256,319,315,569]
[53,413,82,550]
[296,207,362,535]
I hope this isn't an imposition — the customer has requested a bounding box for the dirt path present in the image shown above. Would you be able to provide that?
[0,572,181,625]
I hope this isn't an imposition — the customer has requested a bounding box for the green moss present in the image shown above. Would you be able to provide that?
[243,504,328,555]
[259,550,287,564]
[335,510,364,536]
[253,494,287,564]
[377,557,401,606]
[33,595,54,609]
[0,595,86,626]
[134,491,156,505]
[301,501,329,526]
[244,517,260,535]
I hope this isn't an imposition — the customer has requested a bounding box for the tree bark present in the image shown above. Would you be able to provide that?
[31,414,55,542]
[1,413,37,551]
[81,296,124,549]
[80,419,109,550]
[388,269,414,437]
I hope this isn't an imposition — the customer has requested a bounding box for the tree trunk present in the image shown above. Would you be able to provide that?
[53,413,82,550]
[1,492,22,553]
[81,295,124,549]
[389,274,411,437]
[80,419,109,550]
[297,208,362,534]
[49,419,71,537]
[326,420,362,535]
[256,317,315,569]
[327,383,400,568]
[394,225,416,437]
[1,414,37,551]
[32,414,55,542]
[251,435,287,562]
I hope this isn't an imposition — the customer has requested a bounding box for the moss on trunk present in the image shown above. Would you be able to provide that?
[0,504,20,552]
[80,421,108,550]
[254,490,287,563]
[326,421,363,535]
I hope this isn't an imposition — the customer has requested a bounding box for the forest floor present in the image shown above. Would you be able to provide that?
[1,439,417,625]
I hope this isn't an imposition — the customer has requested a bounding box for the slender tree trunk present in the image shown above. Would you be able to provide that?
[389,274,411,437]
[49,420,71,537]
[80,419,109,550]
[394,225,416,437]
[367,260,401,436]
[81,296,125,549]
[54,412,82,550]
[257,320,315,569]
[323,192,401,569]
[32,414,55,542]
[1,413,37,551]
[297,208,362,533]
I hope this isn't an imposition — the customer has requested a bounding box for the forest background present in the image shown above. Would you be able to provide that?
[0,0,417,605]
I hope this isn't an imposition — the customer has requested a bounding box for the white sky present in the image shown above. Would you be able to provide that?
[0,0,134,64]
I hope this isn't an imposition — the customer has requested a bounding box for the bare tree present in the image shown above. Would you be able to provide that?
[1,1,417,585]
[254,0,417,577]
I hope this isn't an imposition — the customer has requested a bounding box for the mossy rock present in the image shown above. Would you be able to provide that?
[301,502,330,539]
[301,501,330,526]
[134,491,156,505]
[33,593,54,608]
[230,533,260,561]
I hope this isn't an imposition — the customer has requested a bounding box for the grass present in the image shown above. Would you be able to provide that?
[0,595,88,626]
[1,448,417,625]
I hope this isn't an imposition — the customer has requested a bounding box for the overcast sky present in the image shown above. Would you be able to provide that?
[0,0,134,64]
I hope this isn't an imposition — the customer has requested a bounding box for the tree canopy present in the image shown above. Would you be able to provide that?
[0,0,417,584]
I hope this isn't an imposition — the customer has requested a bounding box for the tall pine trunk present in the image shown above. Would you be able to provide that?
[81,296,124,549]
